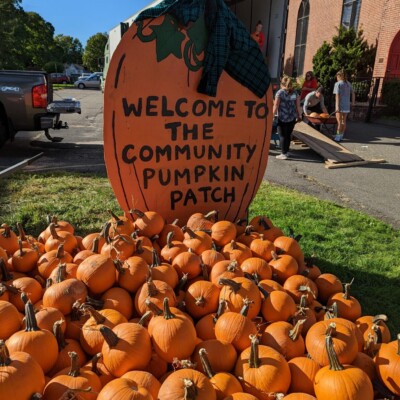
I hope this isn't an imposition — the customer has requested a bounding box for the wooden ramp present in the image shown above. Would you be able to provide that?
[292,122,386,169]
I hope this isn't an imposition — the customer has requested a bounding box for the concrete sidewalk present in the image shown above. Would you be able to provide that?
[264,119,400,229]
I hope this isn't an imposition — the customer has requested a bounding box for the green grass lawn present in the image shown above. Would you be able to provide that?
[1,172,399,335]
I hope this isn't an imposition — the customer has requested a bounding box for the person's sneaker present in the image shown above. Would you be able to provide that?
[334,134,342,142]
[276,153,288,160]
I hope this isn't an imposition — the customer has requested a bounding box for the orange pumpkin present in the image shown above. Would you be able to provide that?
[103,15,272,224]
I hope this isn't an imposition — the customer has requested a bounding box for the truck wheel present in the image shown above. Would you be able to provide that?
[78,83,85,89]
[0,115,9,149]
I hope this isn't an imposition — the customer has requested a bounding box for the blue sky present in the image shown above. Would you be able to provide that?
[21,0,153,46]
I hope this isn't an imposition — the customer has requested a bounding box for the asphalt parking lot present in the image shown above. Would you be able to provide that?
[0,88,399,229]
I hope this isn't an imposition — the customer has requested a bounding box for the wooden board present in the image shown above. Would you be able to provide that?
[292,122,364,163]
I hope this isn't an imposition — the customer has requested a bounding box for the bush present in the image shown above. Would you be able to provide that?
[381,79,400,115]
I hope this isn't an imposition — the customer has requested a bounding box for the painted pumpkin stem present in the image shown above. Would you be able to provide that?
[325,332,344,371]
[183,378,198,400]
[53,319,68,350]
[198,348,215,379]
[289,319,306,341]
[218,278,241,292]
[0,340,11,367]
[100,325,119,347]
[248,334,261,368]
[163,297,176,320]
[24,297,40,331]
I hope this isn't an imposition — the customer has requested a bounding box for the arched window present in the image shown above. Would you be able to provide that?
[341,0,362,30]
[293,0,309,77]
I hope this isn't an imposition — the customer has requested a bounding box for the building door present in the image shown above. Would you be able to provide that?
[386,30,400,78]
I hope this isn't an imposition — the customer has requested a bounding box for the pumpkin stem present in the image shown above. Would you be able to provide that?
[82,305,106,324]
[24,297,40,331]
[151,248,161,267]
[138,310,154,325]
[213,299,226,324]
[298,285,317,299]
[53,319,68,351]
[166,231,175,248]
[108,209,123,225]
[271,250,279,261]
[200,263,209,280]
[244,225,255,235]
[144,299,163,316]
[0,340,11,366]
[257,284,270,298]
[324,302,338,319]
[91,353,103,376]
[100,325,119,347]
[174,273,189,295]
[90,237,100,254]
[85,296,104,309]
[195,296,206,307]
[205,210,218,221]
[183,379,198,400]
[248,334,261,368]
[17,222,27,241]
[70,301,84,321]
[343,278,354,300]
[288,319,306,341]
[67,351,81,377]
[198,348,215,379]
[182,225,197,239]
[226,260,239,272]
[259,217,271,230]
[229,240,238,250]
[130,208,145,219]
[219,278,242,293]
[49,223,61,240]
[55,263,67,283]
[46,278,53,289]
[397,333,400,356]
[325,322,337,337]
[163,297,176,320]
[55,243,65,259]
[240,298,254,317]
[0,258,14,281]
[325,331,344,371]
[146,277,158,297]
[17,238,25,256]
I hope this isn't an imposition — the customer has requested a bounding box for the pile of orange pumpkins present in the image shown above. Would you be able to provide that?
[0,210,398,400]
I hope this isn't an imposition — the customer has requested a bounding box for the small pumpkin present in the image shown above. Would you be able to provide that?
[97,377,153,400]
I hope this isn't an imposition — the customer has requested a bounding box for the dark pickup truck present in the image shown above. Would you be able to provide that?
[0,70,80,147]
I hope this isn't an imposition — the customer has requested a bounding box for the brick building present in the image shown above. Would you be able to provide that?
[283,0,400,80]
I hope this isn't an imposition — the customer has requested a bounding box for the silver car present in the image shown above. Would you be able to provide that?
[74,73,102,89]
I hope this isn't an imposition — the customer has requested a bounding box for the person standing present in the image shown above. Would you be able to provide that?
[300,71,318,103]
[333,70,355,142]
[273,76,303,160]
[251,20,265,49]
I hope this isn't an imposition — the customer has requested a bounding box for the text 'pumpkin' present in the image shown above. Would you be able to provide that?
[104,15,272,223]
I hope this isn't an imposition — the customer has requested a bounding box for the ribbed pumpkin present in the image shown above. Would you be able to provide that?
[44,222,78,254]
[6,297,58,374]
[97,377,153,400]
[313,333,373,400]
[11,239,39,273]
[0,300,21,340]
[198,347,242,400]
[185,280,220,319]
[288,356,320,395]
[234,335,291,399]
[100,233,136,261]
[314,273,343,304]
[268,251,298,284]
[215,300,258,352]
[107,210,135,237]
[240,257,272,281]
[149,249,179,289]
[158,368,217,400]
[122,370,161,400]
[283,274,318,305]
[160,231,188,263]
[76,253,116,295]
[273,233,304,266]
[117,255,149,292]
[7,276,43,312]
[211,220,237,247]
[249,234,275,262]
[0,224,19,255]
[260,288,297,323]
[305,321,358,367]
[355,314,391,345]
[0,340,45,399]
[221,240,252,264]
[148,297,197,363]
[182,226,213,255]
[172,249,202,279]
[192,339,238,374]
[100,322,152,377]
[374,334,400,396]
[210,260,244,286]
[200,246,226,274]
[100,286,134,320]
[38,244,73,279]
[43,351,101,400]
[219,277,261,320]
[130,208,165,237]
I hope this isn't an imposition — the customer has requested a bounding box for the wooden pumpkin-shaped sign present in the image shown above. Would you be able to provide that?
[104,14,272,223]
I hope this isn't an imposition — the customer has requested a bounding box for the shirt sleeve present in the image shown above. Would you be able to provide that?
[333,82,339,95]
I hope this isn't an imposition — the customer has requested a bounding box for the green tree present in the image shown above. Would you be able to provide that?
[22,12,57,69]
[0,0,26,69]
[312,26,376,91]
[54,34,83,64]
[82,32,108,71]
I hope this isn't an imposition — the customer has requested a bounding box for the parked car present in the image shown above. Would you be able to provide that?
[49,73,70,84]
[77,73,91,80]
[74,73,102,89]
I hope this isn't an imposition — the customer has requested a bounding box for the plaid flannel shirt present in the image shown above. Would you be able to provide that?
[134,0,270,98]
